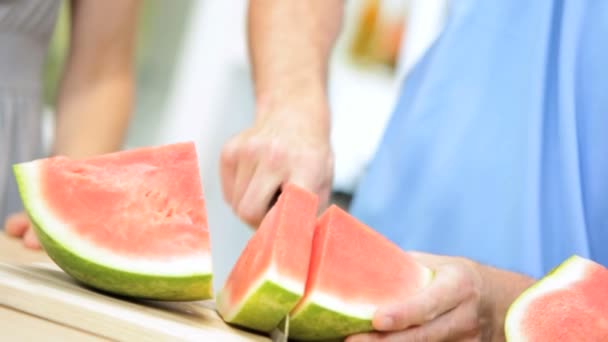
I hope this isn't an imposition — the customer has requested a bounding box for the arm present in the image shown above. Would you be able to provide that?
[248,0,343,130]
[221,0,344,227]
[52,0,140,158]
[348,253,535,342]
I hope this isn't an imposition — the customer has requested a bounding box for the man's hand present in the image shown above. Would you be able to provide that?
[220,107,333,228]
[225,0,343,227]
[347,252,534,342]
[5,212,41,249]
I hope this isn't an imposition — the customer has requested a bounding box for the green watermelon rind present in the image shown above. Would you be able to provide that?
[218,279,301,333]
[287,264,434,341]
[14,163,213,301]
[504,255,585,341]
[288,301,372,341]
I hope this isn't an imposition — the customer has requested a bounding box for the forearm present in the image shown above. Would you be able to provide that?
[52,72,133,158]
[248,0,343,132]
[477,263,535,341]
[52,0,138,159]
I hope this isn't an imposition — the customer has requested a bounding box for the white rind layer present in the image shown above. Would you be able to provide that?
[222,263,303,321]
[302,292,376,319]
[294,265,433,320]
[505,256,589,342]
[16,161,212,277]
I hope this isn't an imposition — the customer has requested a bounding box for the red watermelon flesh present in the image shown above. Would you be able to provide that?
[41,142,209,258]
[13,142,213,300]
[288,205,433,340]
[505,256,608,341]
[217,184,319,332]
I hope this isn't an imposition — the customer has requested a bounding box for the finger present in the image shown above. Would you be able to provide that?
[237,154,287,228]
[316,182,331,213]
[409,251,452,268]
[374,264,473,331]
[23,227,41,249]
[231,148,258,213]
[288,168,322,200]
[220,139,239,204]
[351,302,481,342]
[5,212,30,237]
[317,154,334,212]
[345,334,375,342]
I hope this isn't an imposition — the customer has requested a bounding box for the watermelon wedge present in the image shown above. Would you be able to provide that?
[13,142,213,301]
[288,205,433,340]
[216,184,318,333]
[505,255,608,341]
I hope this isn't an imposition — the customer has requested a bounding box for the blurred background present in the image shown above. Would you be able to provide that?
[42,0,447,290]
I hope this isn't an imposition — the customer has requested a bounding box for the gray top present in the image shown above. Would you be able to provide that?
[0,0,60,222]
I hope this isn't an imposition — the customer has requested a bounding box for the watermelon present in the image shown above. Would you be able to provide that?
[216,184,319,333]
[13,142,213,301]
[505,255,608,341]
[288,205,433,341]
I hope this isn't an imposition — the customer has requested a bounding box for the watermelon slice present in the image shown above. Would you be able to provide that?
[505,255,608,341]
[288,205,433,340]
[13,142,213,301]
[216,184,318,333]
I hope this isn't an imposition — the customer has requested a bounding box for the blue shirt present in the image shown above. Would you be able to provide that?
[350,0,608,278]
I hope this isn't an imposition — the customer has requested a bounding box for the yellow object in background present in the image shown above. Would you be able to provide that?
[349,0,409,71]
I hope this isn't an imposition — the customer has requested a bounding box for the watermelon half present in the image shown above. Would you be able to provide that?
[288,205,433,341]
[505,255,608,341]
[13,142,213,301]
[216,184,319,333]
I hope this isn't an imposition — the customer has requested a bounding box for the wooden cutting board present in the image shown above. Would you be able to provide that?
[0,262,270,341]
